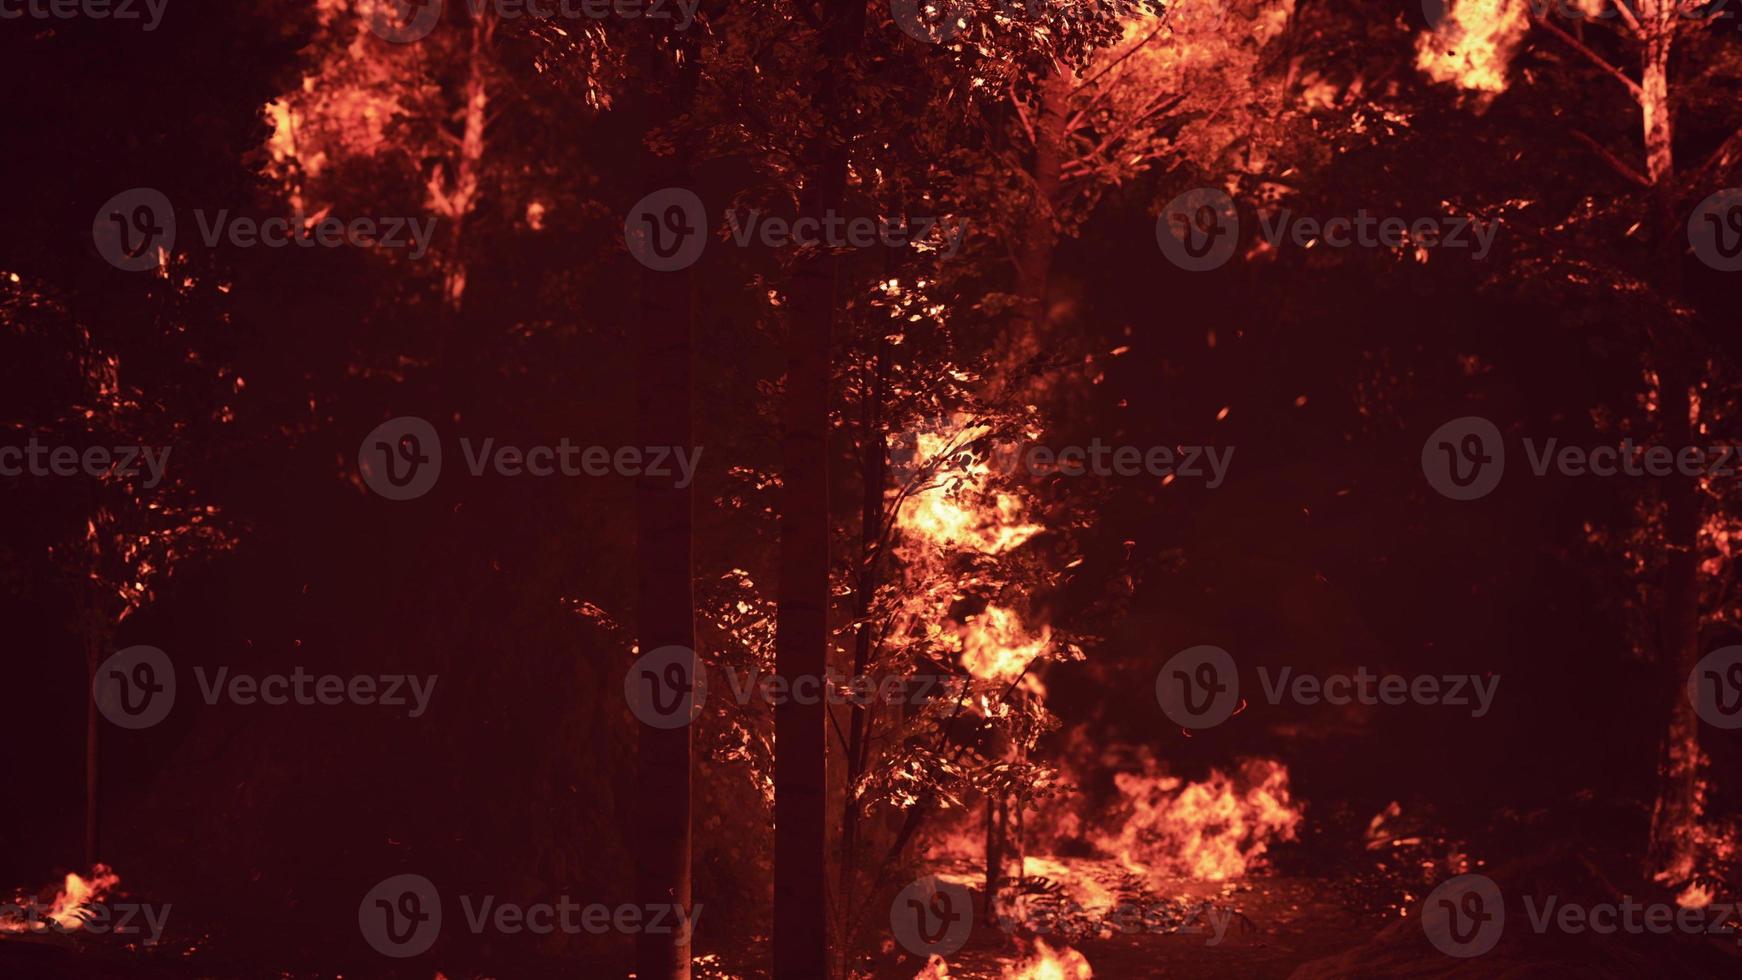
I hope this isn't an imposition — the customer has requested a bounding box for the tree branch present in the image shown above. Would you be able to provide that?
[1572,128,1651,187]
[1532,12,1643,101]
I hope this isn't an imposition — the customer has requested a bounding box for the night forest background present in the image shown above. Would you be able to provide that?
[3,0,1742,976]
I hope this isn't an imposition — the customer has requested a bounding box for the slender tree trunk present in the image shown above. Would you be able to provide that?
[84,626,101,867]
[840,343,887,891]
[633,49,699,980]
[774,0,862,974]
[634,206,697,980]
[439,12,492,313]
[1637,7,1703,885]
[998,70,1070,387]
[975,69,1069,918]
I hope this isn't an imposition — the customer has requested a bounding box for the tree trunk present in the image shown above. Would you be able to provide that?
[1636,5,1703,885]
[438,11,492,313]
[633,52,699,979]
[774,0,862,974]
[84,626,101,867]
[974,69,1069,917]
[840,342,887,895]
[998,70,1070,388]
[983,790,1024,927]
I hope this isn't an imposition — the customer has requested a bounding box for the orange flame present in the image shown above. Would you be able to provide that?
[895,427,1041,556]
[894,420,1050,685]
[1092,758,1301,882]
[1001,939,1093,980]
[1,866,122,935]
[1415,0,1530,94]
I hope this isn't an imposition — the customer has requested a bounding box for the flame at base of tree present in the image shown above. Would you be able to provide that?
[0,866,122,935]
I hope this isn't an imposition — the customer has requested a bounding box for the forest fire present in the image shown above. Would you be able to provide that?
[11,0,1742,974]
[0,866,121,935]
[1091,758,1302,883]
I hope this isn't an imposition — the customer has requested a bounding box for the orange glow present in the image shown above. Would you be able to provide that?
[1415,0,1529,94]
[894,419,1050,685]
[1,866,122,935]
[1001,939,1093,980]
[895,426,1040,555]
[957,604,1052,685]
[1092,758,1302,882]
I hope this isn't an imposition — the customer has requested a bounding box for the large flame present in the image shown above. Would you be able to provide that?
[1,866,122,935]
[896,427,1041,555]
[1414,0,1530,94]
[1002,939,1093,980]
[894,420,1050,685]
[1092,758,1302,882]
[957,604,1053,686]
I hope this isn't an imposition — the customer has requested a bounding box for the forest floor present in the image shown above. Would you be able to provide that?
[872,873,1378,979]
[7,853,1742,978]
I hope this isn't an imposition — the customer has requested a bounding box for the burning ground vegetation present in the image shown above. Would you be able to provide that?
[871,743,1313,978]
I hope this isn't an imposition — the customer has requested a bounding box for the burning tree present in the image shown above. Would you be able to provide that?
[1414,0,1742,892]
